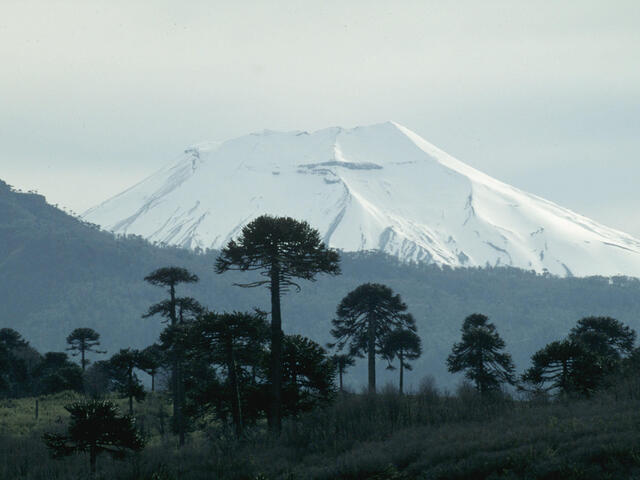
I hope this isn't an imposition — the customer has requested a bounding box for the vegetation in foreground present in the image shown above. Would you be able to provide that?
[1,378,640,479]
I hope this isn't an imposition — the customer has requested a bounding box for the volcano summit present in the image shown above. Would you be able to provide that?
[83,122,640,278]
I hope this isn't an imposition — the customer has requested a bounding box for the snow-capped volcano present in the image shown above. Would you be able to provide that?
[83,122,640,277]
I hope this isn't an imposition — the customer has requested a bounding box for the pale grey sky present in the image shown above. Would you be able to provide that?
[1,1,639,236]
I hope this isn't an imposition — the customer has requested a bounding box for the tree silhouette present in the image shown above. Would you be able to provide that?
[144,296,204,324]
[330,283,415,393]
[0,343,8,394]
[138,344,163,393]
[34,352,83,395]
[520,339,587,396]
[568,316,636,371]
[143,266,199,446]
[216,215,340,432]
[66,328,106,372]
[109,349,145,415]
[0,328,37,397]
[280,334,335,415]
[331,353,355,393]
[0,328,28,350]
[381,328,422,394]
[43,399,145,476]
[189,310,269,436]
[447,314,515,394]
[523,316,638,396]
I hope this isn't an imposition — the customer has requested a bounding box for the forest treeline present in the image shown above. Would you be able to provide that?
[3,179,640,390]
[3,211,640,478]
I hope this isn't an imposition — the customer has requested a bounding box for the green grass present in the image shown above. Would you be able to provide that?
[1,382,640,479]
[0,391,83,436]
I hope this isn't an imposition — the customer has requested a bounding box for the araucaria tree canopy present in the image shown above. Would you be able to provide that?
[447,313,515,394]
[66,327,105,371]
[43,400,145,475]
[330,283,416,393]
[522,316,637,396]
[381,327,422,394]
[215,215,340,432]
[143,266,199,446]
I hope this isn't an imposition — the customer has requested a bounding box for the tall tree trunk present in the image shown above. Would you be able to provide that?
[151,373,155,393]
[177,361,185,446]
[339,366,343,393]
[227,341,243,437]
[169,284,178,421]
[81,346,86,372]
[399,351,404,395]
[367,315,376,394]
[270,265,282,433]
[168,283,184,445]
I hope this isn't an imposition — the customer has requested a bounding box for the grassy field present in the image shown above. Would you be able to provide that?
[1,381,640,479]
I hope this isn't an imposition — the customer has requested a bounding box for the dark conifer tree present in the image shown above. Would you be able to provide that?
[66,328,106,371]
[520,339,586,396]
[0,328,39,397]
[381,328,422,394]
[0,342,8,394]
[43,399,145,476]
[523,317,637,396]
[215,215,340,432]
[0,328,28,350]
[447,313,515,394]
[143,266,199,446]
[280,335,335,415]
[35,352,84,395]
[331,353,355,393]
[109,349,145,415]
[189,310,269,436]
[138,344,163,393]
[568,316,636,370]
[330,283,415,393]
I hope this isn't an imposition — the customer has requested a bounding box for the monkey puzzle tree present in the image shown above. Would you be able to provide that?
[143,266,199,445]
[138,344,163,393]
[108,349,145,415]
[0,328,28,350]
[280,334,335,415]
[331,353,355,393]
[216,215,340,432]
[43,399,145,476]
[381,328,422,394]
[568,316,636,371]
[447,313,515,394]
[34,352,84,395]
[0,328,38,397]
[521,318,636,398]
[66,328,106,372]
[189,310,269,437]
[520,339,587,396]
[330,283,416,394]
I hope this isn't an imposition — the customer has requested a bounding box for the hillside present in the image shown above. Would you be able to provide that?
[3,180,640,387]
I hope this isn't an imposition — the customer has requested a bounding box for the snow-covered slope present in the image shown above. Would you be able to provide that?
[83,122,640,277]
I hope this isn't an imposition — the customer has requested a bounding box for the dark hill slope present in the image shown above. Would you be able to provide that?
[2,180,640,388]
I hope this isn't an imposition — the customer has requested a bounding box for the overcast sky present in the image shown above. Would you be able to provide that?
[1,1,639,236]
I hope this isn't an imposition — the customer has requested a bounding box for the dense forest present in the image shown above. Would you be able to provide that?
[3,180,640,479]
[2,179,640,388]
